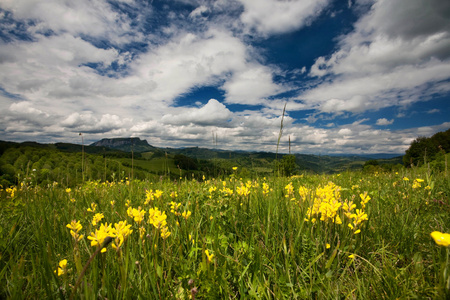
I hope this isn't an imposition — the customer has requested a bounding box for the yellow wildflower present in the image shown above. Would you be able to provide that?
[6,187,17,198]
[160,226,171,239]
[87,223,116,253]
[298,186,309,200]
[262,182,270,196]
[92,213,104,227]
[154,190,163,199]
[145,190,154,205]
[170,201,182,215]
[139,226,146,240]
[55,259,68,276]
[127,206,146,224]
[112,221,133,251]
[360,192,371,209]
[285,182,294,198]
[148,207,168,229]
[87,202,97,213]
[431,231,450,247]
[66,220,84,242]
[205,249,214,262]
[182,210,192,220]
[412,178,424,189]
[236,185,250,197]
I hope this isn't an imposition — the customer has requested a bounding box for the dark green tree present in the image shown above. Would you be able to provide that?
[281,155,297,177]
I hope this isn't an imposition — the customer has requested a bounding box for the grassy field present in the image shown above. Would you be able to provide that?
[1,166,450,299]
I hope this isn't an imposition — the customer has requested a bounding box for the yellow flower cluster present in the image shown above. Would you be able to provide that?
[5,187,17,198]
[221,187,234,196]
[145,189,163,205]
[170,201,182,216]
[412,178,424,189]
[88,222,116,253]
[112,221,133,251]
[304,182,343,224]
[236,185,249,196]
[285,182,294,198]
[66,220,84,242]
[236,182,253,197]
[127,206,146,224]
[208,186,217,199]
[298,186,309,200]
[343,193,370,234]
[148,207,171,239]
[87,202,97,213]
[262,182,270,196]
[92,213,104,226]
[302,182,370,234]
[182,210,192,220]
[83,220,133,252]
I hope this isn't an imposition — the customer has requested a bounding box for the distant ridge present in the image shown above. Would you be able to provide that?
[90,137,156,152]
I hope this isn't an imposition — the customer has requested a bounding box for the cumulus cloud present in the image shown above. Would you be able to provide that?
[161,99,233,126]
[129,29,248,103]
[303,0,450,114]
[376,118,394,126]
[238,0,331,35]
[0,0,137,44]
[222,64,283,105]
[60,112,132,134]
[427,109,440,114]
[189,5,209,19]
[0,33,124,105]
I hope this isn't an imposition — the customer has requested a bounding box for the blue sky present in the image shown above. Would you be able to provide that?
[0,0,449,154]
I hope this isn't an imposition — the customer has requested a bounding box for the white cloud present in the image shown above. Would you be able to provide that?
[0,0,137,44]
[0,34,122,104]
[129,29,248,103]
[304,0,450,114]
[238,0,331,35]
[427,109,440,114]
[376,118,394,125]
[222,64,283,105]
[161,99,233,126]
[189,5,209,19]
[60,112,132,134]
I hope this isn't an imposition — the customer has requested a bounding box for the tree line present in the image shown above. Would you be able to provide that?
[403,128,450,168]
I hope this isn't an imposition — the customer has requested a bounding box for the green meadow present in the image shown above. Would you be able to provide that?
[1,165,450,299]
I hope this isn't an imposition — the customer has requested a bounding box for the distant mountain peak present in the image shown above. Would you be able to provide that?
[90,137,155,152]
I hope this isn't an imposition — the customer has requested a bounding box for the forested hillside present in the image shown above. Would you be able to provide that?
[0,143,152,187]
[403,128,450,168]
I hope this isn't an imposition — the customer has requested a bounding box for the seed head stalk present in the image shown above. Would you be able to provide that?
[70,236,113,300]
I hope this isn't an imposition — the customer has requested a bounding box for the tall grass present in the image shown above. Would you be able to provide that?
[0,167,449,299]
